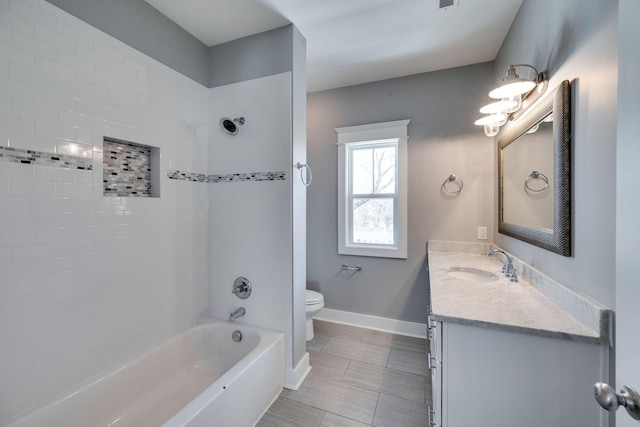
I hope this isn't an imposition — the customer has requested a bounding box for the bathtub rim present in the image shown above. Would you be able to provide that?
[5,318,285,427]
[165,319,285,426]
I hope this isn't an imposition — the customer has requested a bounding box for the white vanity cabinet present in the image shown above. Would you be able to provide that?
[427,317,610,427]
[427,314,441,427]
[426,241,613,427]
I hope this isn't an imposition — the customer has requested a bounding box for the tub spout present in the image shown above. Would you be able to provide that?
[229,307,245,322]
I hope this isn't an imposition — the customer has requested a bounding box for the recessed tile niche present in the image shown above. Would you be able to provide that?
[103,137,160,197]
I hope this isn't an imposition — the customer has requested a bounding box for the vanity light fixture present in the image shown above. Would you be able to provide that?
[475,64,547,137]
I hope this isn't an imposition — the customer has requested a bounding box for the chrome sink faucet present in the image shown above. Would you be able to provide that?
[229,307,246,322]
[487,249,518,282]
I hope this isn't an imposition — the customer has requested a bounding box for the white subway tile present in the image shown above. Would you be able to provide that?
[33,22,75,53]
[11,89,34,117]
[9,0,55,30]
[75,43,108,69]
[35,254,79,276]
[0,227,35,247]
[7,274,61,297]
[0,39,34,67]
[0,22,10,44]
[0,388,39,423]
[35,120,75,143]
[56,141,93,158]
[35,226,72,244]
[37,280,103,308]
[9,63,56,93]
[0,57,7,78]
[58,50,94,75]
[125,77,148,97]
[74,170,92,185]
[0,112,34,134]
[55,182,92,198]
[0,195,33,213]
[9,178,35,196]
[34,180,55,196]
[75,72,109,97]
[0,277,9,295]
[0,82,10,112]
[33,197,74,214]
[34,56,74,83]
[34,165,75,183]
[8,129,38,151]
[0,7,35,35]
[0,289,37,313]
[0,212,35,231]
[11,27,57,61]
[109,58,136,81]
[32,99,58,124]
[96,67,125,88]
[9,245,38,263]
[0,178,9,195]
[75,127,92,145]
[93,38,123,62]
[55,19,92,49]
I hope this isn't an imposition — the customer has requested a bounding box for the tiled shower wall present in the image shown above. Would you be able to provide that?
[0,0,209,422]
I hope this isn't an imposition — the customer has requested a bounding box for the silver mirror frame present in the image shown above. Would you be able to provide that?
[498,80,571,256]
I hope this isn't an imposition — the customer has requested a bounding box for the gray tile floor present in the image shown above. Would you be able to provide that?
[257,320,430,427]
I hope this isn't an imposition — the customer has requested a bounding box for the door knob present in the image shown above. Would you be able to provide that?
[594,382,640,420]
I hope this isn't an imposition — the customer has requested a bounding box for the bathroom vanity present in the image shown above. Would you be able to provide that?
[426,241,612,427]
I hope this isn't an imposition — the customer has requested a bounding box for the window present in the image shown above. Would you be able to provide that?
[336,120,409,258]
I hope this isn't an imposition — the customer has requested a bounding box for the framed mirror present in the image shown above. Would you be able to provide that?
[498,80,571,256]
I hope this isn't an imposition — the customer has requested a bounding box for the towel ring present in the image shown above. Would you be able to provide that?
[524,171,549,193]
[441,174,463,196]
[295,162,312,187]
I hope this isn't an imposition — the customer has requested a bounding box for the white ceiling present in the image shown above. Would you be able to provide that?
[145,0,523,92]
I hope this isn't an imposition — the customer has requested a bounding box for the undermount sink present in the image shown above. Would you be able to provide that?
[446,266,499,283]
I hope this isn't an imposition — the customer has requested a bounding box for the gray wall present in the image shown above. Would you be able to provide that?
[307,63,495,323]
[46,1,297,89]
[47,0,211,86]
[210,25,295,88]
[494,0,618,308]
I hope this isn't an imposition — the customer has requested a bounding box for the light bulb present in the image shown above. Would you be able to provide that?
[502,95,521,113]
[493,113,507,126]
[474,113,507,126]
[484,123,499,137]
[526,123,540,134]
[479,99,518,115]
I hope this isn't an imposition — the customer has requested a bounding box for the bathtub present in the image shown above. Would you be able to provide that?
[7,319,285,427]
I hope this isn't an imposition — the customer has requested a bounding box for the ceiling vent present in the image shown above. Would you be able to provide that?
[437,0,459,10]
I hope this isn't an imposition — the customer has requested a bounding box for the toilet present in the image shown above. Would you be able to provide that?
[305,290,325,341]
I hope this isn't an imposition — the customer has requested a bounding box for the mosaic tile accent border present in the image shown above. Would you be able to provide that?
[168,170,286,183]
[167,170,210,183]
[0,146,93,170]
[103,138,152,197]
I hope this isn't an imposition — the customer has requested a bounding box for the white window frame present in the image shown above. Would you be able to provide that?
[336,119,409,259]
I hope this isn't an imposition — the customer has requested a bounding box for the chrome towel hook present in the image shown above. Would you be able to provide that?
[295,162,312,187]
[441,174,463,197]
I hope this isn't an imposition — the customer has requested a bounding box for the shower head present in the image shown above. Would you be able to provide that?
[220,117,245,135]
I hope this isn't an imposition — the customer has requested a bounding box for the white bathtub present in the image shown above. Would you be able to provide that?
[7,320,285,427]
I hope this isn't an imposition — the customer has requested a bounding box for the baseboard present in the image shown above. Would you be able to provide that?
[314,308,427,339]
[284,352,311,390]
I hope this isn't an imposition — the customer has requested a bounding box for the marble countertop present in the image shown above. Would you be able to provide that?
[428,241,611,346]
